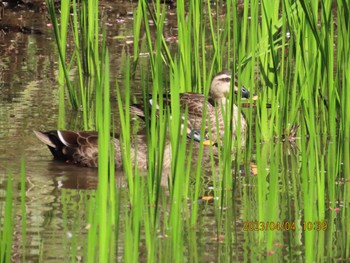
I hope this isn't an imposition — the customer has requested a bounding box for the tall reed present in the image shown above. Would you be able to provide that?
[47,0,77,128]
[47,0,101,129]
[20,158,27,261]
[0,173,13,263]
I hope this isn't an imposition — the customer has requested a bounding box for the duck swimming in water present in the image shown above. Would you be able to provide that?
[34,124,202,169]
[130,70,249,145]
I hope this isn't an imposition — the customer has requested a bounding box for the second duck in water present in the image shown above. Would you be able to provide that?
[34,125,203,170]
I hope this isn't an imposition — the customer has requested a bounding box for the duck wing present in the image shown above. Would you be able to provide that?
[34,130,101,167]
[130,93,213,118]
[178,93,218,136]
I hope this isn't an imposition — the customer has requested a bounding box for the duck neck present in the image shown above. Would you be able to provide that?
[215,97,229,114]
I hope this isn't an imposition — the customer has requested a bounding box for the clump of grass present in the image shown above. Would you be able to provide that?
[47,0,103,129]
[44,0,349,261]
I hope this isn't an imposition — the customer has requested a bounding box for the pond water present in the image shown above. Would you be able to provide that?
[0,1,348,262]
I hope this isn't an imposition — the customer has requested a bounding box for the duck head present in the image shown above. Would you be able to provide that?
[209,70,250,101]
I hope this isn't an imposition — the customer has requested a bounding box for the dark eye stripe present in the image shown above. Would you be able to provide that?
[218,77,231,82]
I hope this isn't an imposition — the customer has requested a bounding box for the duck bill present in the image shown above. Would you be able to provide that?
[233,85,250,99]
[240,85,250,99]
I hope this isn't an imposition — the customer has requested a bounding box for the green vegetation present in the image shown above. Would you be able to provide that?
[1,0,348,262]
[0,173,13,263]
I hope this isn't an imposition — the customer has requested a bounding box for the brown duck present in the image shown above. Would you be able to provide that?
[34,127,202,169]
[130,70,250,145]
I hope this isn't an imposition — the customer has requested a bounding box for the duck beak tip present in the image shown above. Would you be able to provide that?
[240,85,250,99]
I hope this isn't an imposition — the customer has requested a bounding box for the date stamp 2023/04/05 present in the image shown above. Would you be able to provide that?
[243,221,328,231]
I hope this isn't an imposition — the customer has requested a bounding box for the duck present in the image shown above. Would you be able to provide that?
[130,70,250,145]
[34,126,203,170]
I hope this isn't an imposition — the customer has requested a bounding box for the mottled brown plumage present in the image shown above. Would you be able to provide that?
[34,125,201,170]
[130,70,249,145]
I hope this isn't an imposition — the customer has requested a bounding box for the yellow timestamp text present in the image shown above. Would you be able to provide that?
[243,221,296,231]
[302,221,328,231]
[243,221,328,231]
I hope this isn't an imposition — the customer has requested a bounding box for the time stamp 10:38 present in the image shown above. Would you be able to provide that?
[243,221,328,231]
